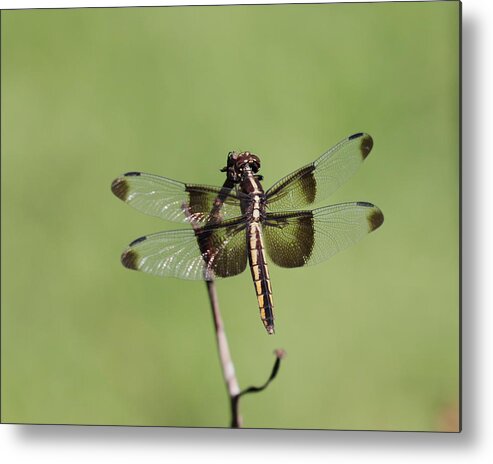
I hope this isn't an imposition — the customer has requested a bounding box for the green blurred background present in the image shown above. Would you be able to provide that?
[1,2,459,431]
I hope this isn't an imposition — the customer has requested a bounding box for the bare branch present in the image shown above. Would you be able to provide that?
[182,182,243,427]
[239,349,286,397]
[205,280,242,428]
[184,175,286,428]
[205,284,286,427]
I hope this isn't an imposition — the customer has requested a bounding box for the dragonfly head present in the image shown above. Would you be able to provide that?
[221,151,261,183]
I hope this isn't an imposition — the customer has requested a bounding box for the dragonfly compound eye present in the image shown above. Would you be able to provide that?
[236,152,261,173]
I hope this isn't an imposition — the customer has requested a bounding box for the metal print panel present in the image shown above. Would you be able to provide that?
[1,1,460,431]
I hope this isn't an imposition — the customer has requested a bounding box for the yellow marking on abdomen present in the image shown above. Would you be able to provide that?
[252,264,260,281]
[254,280,263,296]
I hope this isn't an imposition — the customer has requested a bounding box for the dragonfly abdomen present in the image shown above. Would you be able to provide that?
[248,222,275,334]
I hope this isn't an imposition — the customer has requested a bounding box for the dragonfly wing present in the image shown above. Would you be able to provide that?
[120,218,248,280]
[111,172,244,225]
[263,202,383,268]
[265,133,374,212]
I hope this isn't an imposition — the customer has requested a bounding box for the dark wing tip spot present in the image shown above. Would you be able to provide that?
[121,249,140,270]
[368,208,384,231]
[129,235,147,246]
[357,201,375,207]
[360,134,373,160]
[348,132,364,140]
[111,178,129,200]
[123,171,141,177]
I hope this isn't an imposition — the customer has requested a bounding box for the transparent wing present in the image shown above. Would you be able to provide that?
[111,172,245,225]
[120,219,248,280]
[265,133,374,212]
[263,202,383,268]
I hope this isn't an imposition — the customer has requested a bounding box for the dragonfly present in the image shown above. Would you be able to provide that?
[111,132,384,335]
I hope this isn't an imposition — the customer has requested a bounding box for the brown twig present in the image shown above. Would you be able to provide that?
[206,280,242,428]
[182,191,243,428]
[206,281,286,428]
[239,349,286,397]
[185,176,285,428]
